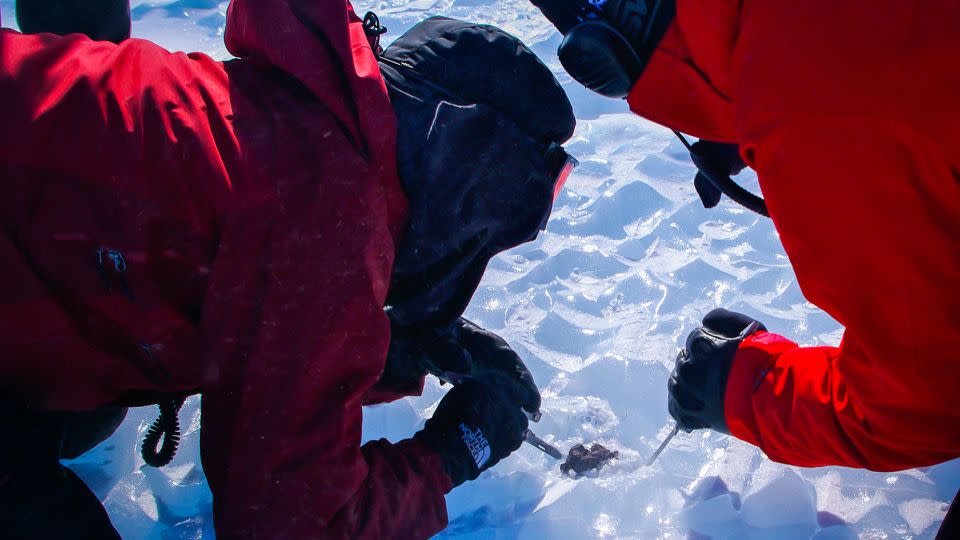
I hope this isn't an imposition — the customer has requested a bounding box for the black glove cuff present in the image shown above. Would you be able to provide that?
[414,427,479,488]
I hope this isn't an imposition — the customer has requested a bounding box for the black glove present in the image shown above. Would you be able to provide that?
[532,0,676,98]
[688,141,748,209]
[443,319,541,416]
[668,308,765,434]
[415,377,529,487]
[386,316,541,417]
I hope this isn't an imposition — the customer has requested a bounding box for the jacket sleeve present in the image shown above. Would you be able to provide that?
[722,118,960,471]
[197,2,449,538]
[197,193,451,537]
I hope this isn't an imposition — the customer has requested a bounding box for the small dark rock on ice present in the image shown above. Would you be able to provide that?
[560,443,619,476]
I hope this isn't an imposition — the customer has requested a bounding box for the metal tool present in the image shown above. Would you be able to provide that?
[646,422,680,466]
[525,429,564,460]
[524,408,563,459]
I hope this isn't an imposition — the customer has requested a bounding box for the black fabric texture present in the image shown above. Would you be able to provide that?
[559,20,643,98]
[690,141,748,177]
[0,405,122,539]
[599,0,676,52]
[15,0,131,44]
[549,0,676,98]
[694,171,723,208]
[59,406,128,460]
[383,315,541,415]
[382,17,574,144]
[448,319,541,415]
[667,308,765,434]
[414,378,529,487]
[685,138,768,216]
[689,140,747,209]
[380,17,575,329]
[378,317,437,395]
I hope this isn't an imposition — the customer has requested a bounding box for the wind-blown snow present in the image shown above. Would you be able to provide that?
[2,0,957,538]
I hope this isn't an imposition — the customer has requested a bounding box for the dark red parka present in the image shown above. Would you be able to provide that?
[629,1,960,470]
[0,1,452,537]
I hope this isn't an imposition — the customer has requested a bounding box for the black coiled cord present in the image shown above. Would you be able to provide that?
[141,396,186,468]
[363,11,387,55]
[673,130,770,217]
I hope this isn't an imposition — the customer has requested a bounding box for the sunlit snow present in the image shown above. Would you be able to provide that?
[3,0,957,538]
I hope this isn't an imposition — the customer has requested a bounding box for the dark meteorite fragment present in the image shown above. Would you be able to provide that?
[560,443,619,476]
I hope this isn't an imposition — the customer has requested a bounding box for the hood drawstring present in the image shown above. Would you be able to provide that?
[363,12,387,57]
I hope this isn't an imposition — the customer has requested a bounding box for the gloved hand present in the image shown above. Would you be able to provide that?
[386,316,541,417]
[688,141,748,209]
[668,308,765,434]
[415,376,529,487]
[531,0,676,98]
[441,319,541,416]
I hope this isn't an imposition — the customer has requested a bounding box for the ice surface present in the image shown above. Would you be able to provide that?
[3,0,957,538]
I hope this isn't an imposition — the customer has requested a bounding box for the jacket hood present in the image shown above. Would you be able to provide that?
[380,17,576,329]
[383,16,575,144]
[224,0,396,159]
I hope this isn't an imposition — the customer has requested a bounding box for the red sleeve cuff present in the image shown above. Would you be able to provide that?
[723,331,798,446]
[407,436,455,495]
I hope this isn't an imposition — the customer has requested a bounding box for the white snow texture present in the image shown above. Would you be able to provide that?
[2,0,958,538]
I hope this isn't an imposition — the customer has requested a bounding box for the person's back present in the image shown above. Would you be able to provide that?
[0,1,427,536]
[0,3,579,537]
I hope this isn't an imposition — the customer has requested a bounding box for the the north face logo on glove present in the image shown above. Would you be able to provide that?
[459,423,491,468]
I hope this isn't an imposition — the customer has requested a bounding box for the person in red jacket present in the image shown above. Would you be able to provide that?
[532,0,960,472]
[0,3,576,539]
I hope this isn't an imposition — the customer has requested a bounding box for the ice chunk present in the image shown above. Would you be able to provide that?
[741,469,817,530]
[677,492,742,538]
[898,498,950,535]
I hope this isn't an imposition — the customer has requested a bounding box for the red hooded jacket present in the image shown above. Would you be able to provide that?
[0,1,451,537]
[629,1,960,470]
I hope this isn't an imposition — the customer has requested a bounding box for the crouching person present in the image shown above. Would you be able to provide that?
[0,2,575,538]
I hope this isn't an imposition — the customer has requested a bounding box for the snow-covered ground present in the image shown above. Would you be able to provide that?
[3,0,958,538]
